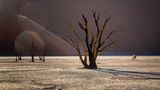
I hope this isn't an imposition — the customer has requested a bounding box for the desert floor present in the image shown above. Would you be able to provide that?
[0,56,159,90]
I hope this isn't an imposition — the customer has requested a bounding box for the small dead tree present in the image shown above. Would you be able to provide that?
[64,11,118,69]
[39,49,47,62]
[31,41,36,62]
[15,52,22,62]
[30,41,44,62]
[15,31,45,62]
[42,50,47,62]
[15,44,22,62]
[132,54,137,60]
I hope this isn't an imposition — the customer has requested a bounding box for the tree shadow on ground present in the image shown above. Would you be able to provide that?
[31,80,65,90]
[0,80,22,83]
[95,68,160,80]
[0,69,41,74]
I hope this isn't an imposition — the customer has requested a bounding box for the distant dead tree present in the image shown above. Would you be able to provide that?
[28,40,45,62]
[63,11,118,69]
[132,54,137,60]
[39,48,47,62]
[15,51,22,62]
[31,41,36,62]
[15,31,45,62]
[30,42,46,62]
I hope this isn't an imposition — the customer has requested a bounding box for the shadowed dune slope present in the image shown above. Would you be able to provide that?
[0,6,75,55]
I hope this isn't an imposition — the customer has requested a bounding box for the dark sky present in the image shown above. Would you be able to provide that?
[0,0,160,55]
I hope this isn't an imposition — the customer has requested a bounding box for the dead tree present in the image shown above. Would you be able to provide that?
[42,56,45,62]
[15,48,22,62]
[42,50,47,62]
[15,31,45,62]
[31,42,36,62]
[30,41,44,62]
[39,49,47,62]
[15,53,22,62]
[27,40,45,62]
[132,54,137,60]
[64,11,118,69]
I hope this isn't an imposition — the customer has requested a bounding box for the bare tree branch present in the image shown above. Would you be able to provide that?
[82,14,88,27]
[102,16,110,30]
[79,14,92,54]
[93,11,100,32]
[69,25,86,49]
[100,30,117,47]
[62,37,77,50]
[100,40,119,51]
[96,17,111,50]
[78,22,85,31]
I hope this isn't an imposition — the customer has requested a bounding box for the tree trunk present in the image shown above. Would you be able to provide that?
[89,56,97,69]
[32,55,34,62]
[89,61,97,69]
[39,56,42,60]
[16,56,18,62]
[83,62,89,68]
[42,56,45,62]
[18,56,22,60]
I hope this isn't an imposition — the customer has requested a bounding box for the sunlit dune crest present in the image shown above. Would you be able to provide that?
[17,15,76,55]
